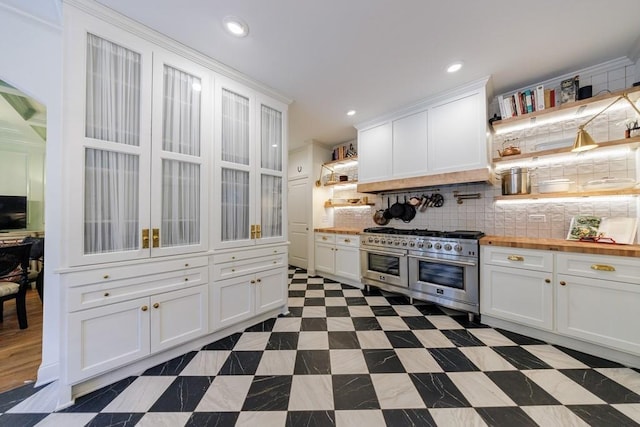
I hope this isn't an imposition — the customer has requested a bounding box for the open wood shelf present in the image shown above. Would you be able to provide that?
[322,156,358,168]
[494,187,640,201]
[324,180,358,186]
[324,201,375,208]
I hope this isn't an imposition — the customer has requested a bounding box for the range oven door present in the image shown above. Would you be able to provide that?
[360,247,408,288]
[408,253,479,312]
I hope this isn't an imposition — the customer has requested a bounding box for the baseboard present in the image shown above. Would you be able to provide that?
[35,361,59,388]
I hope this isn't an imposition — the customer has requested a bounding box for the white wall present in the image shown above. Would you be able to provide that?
[0,0,63,385]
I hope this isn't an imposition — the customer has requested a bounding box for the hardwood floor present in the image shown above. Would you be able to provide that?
[0,287,42,393]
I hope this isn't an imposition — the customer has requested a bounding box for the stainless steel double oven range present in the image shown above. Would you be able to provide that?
[360,227,483,320]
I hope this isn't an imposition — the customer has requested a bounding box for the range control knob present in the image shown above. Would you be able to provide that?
[409,242,415,247]
[454,244,463,252]
[368,237,373,243]
[434,243,442,250]
[374,239,379,243]
[402,241,407,246]
[444,243,452,251]
[394,241,400,246]
[388,240,394,245]
[426,242,433,249]
[380,239,386,244]
[418,243,424,248]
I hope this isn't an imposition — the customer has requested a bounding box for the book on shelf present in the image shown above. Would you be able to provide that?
[513,92,524,116]
[544,89,556,108]
[499,95,512,119]
[535,85,545,111]
[524,89,534,113]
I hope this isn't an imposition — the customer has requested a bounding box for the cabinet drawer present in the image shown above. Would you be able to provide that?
[557,253,640,285]
[315,233,336,244]
[212,254,287,281]
[213,245,287,264]
[336,234,359,247]
[482,246,553,271]
[67,267,208,312]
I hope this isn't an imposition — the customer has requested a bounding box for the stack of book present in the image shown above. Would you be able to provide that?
[499,84,558,119]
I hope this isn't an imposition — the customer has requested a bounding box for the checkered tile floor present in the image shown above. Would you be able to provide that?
[2,267,640,426]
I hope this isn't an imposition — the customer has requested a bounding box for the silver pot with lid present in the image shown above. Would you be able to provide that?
[500,167,531,195]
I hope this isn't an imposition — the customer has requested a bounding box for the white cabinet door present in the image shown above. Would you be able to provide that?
[392,111,428,179]
[210,274,255,331]
[315,243,335,275]
[357,123,392,183]
[556,274,640,355]
[150,285,209,352]
[481,264,553,330]
[428,90,487,174]
[256,268,287,314]
[335,245,360,283]
[67,297,150,383]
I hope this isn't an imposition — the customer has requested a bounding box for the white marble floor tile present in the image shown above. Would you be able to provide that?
[377,316,410,331]
[297,331,330,350]
[612,403,640,424]
[356,331,393,349]
[348,306,374,317]
[522,370,605,405]
[288,375,334,410]
[255,350,296,375]
[426,315,464,330]
[521,405,591,427]
[596,368,640,394]
[34,413,98,427]
[102,376,176,412]
[306,277,324,284]
[272,317,301,332]
[370,373,426,409]
[302,306,327,318]
[179,350,231,376]
[335,409,386,427]
[447,372,516,407]
[392,305,423,316]
[458,347,517,372]
[429,408,489,427]
[232,332,271,351]
[330,349,369,374]
[323,283,343,290]
[195,376,253,412]
[468,328,517,346]
[305,289,325,298]
[395,348,443,373]
[327,317,355,331]
[522,345,589,369]
[412,329,456,348]
[342,289,364,297]
[288,283,307,290]
[8,383,72,413]
[135,412,192,427]
[364,296,390,306]
[287,297,305,307]
[325,297,347,306]
[235,411,288,427]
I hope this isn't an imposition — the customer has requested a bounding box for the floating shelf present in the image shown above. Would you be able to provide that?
[494,188,640,201]
[324,201,375,208]
[322,156,358,168]
[324,180,358,187]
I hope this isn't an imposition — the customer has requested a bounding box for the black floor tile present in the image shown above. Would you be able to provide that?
[61,376,137,412]
[242,376,292,411]
[149,376,213,412]
[492,346,552,370]
[286,410,335,427]
[304,297,325,306]
[0,383,43,413]
[383,409,437,426]
[495,328,546,345]
[555,345,625,368]
[332,374,380,410]
[413,304,446,315]
[0,413,48,427]
[476,406,539,427]
[201,332,242,350]
[143,351,198,376]
[244,317,276,332]
[409,373,470,408]
[451,314,490,329]
[328,331,360,349]
[362,349,405,373]
[217,351,263,375]
[294,350,331,374]
[385,331,424,348]
[428,348,479,372]
[361,287,383,296]
[266,332,299,350]
[325,306,350,317]
[306,284,325,290]
[371,306,397,316]
[85,413,144,427]
[352,317,382,331]
[286,307,303,317]
[324,290,344,297]
[561,369,640,403]
[385,296,411,305]
[485,371,560,406]
[185,412,239,427]
[301,318,328,331]
[288,290,306,298]
[568,404,639,427]
[401,316,436,330]
[345,297,368,306]
[441,329,486,347]
[290,278,307,284]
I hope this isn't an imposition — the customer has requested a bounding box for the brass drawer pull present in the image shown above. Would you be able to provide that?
[507,255,524,261]
[153,303,159,309]
[250,280,256,284]
[344,238,351,243]
[104,292,110,297]
[103,274,110,279]
[559,281,566,286]
[257,279,262,283]
[185,263,189,267]
[544,279,550,283]
[141,305,148,311]
[184,278,189,282]
[591,264,615,272]
[322,236,327,240]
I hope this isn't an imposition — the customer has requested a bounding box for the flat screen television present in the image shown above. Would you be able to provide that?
[0,195,27,230]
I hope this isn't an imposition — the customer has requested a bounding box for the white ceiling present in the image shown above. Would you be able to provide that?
[12,0,640,151]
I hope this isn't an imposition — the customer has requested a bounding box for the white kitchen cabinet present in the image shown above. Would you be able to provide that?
[210,268,287,331]
[392,111,429,179]
[556,253,640,355]
[428,88,488,174]
[64,8,212,265]
[67,284,208,383]
[357,123,392,183]
[314,233,361,286]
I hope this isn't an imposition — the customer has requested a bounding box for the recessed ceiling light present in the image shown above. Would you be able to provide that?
[223,16,249,37]
[346,110,356,116]
[446,61,463,73]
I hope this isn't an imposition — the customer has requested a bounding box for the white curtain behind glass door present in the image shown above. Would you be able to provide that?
[260,105,282,171]
[221,168,249,241]
[261,174,282,238]
[221,89,249,165]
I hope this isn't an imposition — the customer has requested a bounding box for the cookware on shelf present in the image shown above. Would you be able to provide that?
[383,196,393,220]
[389,196,405,219]
[373,199,390,225]
[401,195,416,222]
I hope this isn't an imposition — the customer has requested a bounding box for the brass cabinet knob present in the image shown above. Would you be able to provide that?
[104,292,110,297]
[344,238,351,243]
[257,278,262,283]
[153,303,159,309]
[185,263,189,267]
[250,280,256,284]
[544,279,550,283]
[591,264,615,272]
[184,278,189,282]
[103,274,110,279]
[141,305,148,311]
[559,281,566,286]
[507,255,524,261]
[322,236,327,240]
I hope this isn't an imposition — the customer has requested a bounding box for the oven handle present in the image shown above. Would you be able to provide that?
[361,248,407,257]
[409,255,476,267]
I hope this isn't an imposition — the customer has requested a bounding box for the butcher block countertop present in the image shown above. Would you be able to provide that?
[481,235,640,257]
[314,227,362,235]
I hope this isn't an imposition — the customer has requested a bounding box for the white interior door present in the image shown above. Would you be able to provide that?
[288,178,309,269]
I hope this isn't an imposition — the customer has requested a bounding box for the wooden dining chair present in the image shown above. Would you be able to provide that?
[0,243,32,329]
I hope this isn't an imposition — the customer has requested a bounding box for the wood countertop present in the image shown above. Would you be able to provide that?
[314,227,362,235]
[481,235,640,257]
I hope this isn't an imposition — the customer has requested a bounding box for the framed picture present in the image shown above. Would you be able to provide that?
[560,76,579,104]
